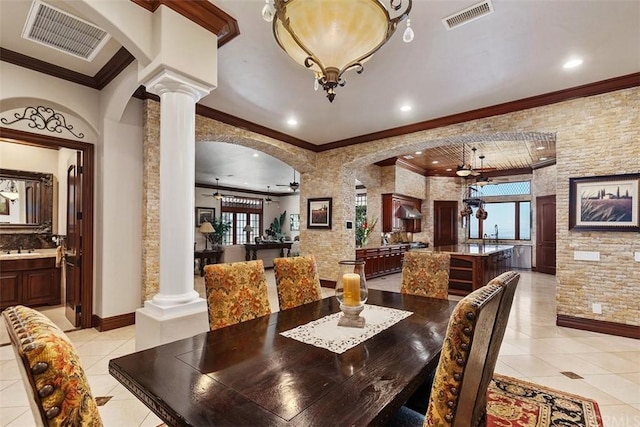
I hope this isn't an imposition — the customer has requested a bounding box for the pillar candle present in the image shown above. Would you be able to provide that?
[342,273,361,306]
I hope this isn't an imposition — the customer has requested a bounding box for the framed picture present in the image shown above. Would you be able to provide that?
[195,207,215,227]
[307,197,332,229]
[0,198,9,215]
[569,173,639,231]
[290,214,300,231]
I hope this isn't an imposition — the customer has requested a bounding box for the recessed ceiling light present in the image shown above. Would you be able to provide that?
[400,105,412,112]
[536,146,544,150]
[287,118,298,126]
[539,157,548,161]
[432,160,439,164]
[252,153,259,157]
[415,151,422,155]
[563,58,583,69]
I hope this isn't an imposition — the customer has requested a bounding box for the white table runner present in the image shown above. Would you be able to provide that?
[280,304,413,354]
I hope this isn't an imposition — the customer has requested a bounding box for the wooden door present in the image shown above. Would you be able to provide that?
[433,201,458,247]
[65,151,82,326]
[536,195,556,275]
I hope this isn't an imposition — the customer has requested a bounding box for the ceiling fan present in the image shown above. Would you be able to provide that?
[201,178,226,200]
[265,186,272,204]
[276,169,299,192]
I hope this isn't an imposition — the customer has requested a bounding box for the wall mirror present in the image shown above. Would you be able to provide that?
[0,168,54,232]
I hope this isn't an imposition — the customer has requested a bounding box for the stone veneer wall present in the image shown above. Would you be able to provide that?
[141,88,638,327]
[141,100,160,302]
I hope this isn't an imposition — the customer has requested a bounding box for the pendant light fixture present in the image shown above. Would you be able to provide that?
[262,0,414,102]
[456,144,472,177]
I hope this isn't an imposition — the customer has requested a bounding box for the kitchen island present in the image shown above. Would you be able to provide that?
[430,244,514,296]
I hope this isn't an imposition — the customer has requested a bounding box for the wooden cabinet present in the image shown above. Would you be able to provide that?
[356,245,410,279]
[0,257,61,310]
[382,194,422,233]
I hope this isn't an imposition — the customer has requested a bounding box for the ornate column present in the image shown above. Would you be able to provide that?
[136,70,212,350]
[143,70,210,313]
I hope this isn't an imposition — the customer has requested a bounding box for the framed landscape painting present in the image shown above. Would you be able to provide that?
[569,173,639,231]
[195,207,214,227]
[307,197,332,229]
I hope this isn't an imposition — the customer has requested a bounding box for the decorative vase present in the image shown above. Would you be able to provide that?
[335,260,368,328]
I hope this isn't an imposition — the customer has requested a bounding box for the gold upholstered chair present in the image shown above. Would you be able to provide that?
[400,251,451,299]
[273,255,323,310]
[204,260,272,330]
[2,305,103,427]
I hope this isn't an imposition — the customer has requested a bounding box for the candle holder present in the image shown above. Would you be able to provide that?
[335,260,368,328]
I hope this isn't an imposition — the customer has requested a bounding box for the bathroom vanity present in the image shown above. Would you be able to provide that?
[0,251,60,310]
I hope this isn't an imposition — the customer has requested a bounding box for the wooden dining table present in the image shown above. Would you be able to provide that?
[108,289,457,426]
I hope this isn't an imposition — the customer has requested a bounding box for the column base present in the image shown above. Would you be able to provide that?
[135,298,209,351]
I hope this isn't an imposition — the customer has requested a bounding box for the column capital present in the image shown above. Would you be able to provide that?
[143,68,213,103]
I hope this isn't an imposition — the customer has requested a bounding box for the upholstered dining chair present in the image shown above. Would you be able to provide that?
[400,251,451,299]
[204,259,272,330]
[395,271,521,426]
[273,255,323,310]
[2,305,103,427]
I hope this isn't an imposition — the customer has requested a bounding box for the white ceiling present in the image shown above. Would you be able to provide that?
[1,0,639,191]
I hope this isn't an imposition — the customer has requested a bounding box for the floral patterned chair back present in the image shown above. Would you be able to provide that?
[400,251,451,299]
[425,283,504,426]
[2,305,103,427]
[273,255,323,310]
[204,260,272,330]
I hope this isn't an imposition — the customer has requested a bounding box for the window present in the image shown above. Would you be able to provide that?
[468,181,531,241]
[221,196,263,245]
[356,193,367,207]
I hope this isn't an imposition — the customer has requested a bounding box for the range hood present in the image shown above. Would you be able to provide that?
[397,204,423,219]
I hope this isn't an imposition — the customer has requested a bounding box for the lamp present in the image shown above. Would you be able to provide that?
[199,221,214,251]
[0,180,19,202]
[243,224,253,243]
[262,0,414,102]
[213,178,223,201]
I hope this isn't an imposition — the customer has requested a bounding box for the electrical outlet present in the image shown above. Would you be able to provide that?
[592,303,602,314]
[635,252,640,262]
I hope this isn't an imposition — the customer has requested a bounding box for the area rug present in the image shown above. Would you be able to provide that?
[487,374,603,427]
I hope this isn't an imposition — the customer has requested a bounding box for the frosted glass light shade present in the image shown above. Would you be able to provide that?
[274,0,388,72]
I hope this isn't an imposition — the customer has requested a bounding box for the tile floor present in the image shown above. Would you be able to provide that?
[0,270,638,426]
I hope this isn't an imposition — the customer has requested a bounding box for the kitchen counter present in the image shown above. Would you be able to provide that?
[431,244,514,256]
[355,244,411,279]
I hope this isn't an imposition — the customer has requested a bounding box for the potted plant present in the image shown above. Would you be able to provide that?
[266,210,286,241]
[355,205,377,248]
[208,216,232,247]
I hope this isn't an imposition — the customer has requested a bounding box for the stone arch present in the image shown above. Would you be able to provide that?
[195,115,317,174]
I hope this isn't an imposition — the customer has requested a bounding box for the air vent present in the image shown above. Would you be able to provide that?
[442,0,494,30]
[22,0,110,61]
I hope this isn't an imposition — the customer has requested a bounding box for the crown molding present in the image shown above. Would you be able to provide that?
[130,0,239,47]
[0,47,134,90]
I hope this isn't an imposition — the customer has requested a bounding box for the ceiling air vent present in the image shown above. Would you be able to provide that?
[442,0,494,30]
[22,0,110,61]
